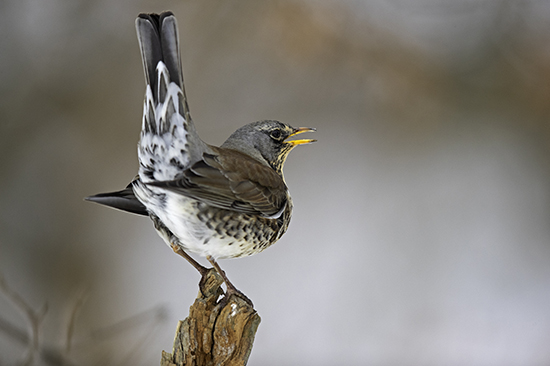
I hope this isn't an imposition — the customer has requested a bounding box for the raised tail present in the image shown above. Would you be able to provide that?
[136,12,191,122]
[136,12,206,183]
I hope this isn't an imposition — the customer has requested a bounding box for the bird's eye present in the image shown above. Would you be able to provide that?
[270,129,282,140]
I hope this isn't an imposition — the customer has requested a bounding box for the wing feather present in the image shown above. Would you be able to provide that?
[147,149,288,217]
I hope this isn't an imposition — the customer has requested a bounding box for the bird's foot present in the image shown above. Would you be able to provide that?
[224,283,254,308]
[206,255,254,308]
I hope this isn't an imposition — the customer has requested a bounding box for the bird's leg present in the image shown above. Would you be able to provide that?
[170,243,225,296]
[170,243,208,275]
[206,255,254,307]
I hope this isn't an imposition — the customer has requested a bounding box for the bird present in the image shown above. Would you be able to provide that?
[86,11,315,303]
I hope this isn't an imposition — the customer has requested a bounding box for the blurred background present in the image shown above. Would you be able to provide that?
[1,0,550,365]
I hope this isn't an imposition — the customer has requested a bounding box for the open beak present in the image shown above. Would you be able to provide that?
[285,127,317,146]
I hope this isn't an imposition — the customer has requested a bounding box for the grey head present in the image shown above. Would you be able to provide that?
[221,120,316,176]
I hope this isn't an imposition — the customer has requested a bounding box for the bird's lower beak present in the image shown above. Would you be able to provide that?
[285,127,317,146]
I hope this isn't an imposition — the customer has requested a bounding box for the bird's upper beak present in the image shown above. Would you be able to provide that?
[285,127,317,146]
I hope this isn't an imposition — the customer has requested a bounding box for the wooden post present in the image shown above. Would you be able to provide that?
[160,269,261,366]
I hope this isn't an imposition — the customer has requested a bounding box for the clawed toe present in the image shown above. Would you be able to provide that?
[225,284,254,307]
[206,255,254,308]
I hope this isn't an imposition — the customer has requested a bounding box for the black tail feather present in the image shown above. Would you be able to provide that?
[85,186,148,216]
[136,11,192,124]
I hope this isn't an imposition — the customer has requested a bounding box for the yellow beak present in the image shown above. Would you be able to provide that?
[285,127,317,146]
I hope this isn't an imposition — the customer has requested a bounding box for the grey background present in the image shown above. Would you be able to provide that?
[1,0,550,365]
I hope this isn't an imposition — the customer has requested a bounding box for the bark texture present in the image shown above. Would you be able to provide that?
[161,269,261,366]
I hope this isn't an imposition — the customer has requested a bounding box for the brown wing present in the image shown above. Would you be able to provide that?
[146,149,288,218]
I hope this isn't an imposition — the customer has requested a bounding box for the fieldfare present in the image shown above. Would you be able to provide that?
[86,11,315,301]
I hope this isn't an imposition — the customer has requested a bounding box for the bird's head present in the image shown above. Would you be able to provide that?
[221,120,316,175]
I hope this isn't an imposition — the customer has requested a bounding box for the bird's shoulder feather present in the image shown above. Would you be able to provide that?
[147,147,288,218]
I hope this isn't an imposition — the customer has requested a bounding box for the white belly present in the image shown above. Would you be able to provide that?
[133,182,259,259]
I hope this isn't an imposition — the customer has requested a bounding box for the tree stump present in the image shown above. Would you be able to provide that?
[160,269,261,366]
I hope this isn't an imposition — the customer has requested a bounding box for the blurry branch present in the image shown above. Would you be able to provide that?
[88,304,168,366]
[161,269,261,366]
[0,315,28,345]
[64,288,89,353]
[0,274,78,365]
[0,314,77,366]
[89,304,167,340]
[0,272,168,365]
[0,273,48,366]
[0,272,78,365]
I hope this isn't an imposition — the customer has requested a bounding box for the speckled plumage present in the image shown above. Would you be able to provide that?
[86,11,315,294]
